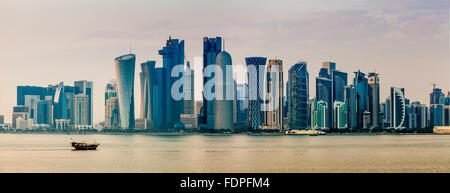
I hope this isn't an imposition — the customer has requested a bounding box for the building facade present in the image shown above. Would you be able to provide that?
[114,54,136,129]
[246,57,267,130]
[288,61,309,130]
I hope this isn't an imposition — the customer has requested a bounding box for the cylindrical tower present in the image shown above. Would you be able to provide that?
[114,54,136,129]
[214,51,234,131]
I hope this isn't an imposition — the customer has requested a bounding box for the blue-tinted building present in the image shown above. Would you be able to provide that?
[316,77,332,128]
[140,60,156,130]
[158,37,185,130]
[200,37,222,129]
[353,70,368,128]
[114,54,136,129]
[74,80,93,125]
[246,57,267,130]
[288,61,309,130]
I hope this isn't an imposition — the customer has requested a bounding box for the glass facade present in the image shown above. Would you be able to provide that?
[114,54,136,129]
[288,61,309,130]
[246,57,267,130]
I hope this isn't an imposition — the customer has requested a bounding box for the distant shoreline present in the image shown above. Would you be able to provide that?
[0,131,441,136]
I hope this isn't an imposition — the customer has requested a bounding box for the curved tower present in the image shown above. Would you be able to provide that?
[115,54,136,129]
[390,87,406,129]
[140,60,156,129]
[214,51,234,131]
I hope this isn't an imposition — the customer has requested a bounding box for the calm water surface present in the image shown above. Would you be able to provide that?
[0,134,449,172]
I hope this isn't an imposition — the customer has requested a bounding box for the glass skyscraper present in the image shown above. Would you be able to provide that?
[353,70,368,128]
[246,57,267,130]
[214,51,234,131]
[158,37,185,130]
[367,72,380,128]
[114,54,136,129]
[139,60,156,129]
[201,37,222,130]
[288,61,309,130]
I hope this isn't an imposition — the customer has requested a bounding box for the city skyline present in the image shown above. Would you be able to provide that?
[0,0,448,124]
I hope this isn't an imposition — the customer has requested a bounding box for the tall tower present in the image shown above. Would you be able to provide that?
[390,87,406,129]
[246,57,267,130]
[214,51,234,131]
[158,37,185,130]
[74,80,93,125]
[263,59,284,130]
[288,61,309,130]
[353,70,368,128]
[368,72,380,128]
[114,54,136,129]
[201,37,222,129]
[140,60,156,129]
[184,61,195,114]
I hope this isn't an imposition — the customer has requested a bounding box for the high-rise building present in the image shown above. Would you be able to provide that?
[0,115,4,125]
[184,61,195,114]
[311,99,328,130]
[114,54,136,129]
[246,57,267,130]
[74,80,93,125]
[316,61,346,129]
[353,70,368,128]
[367,72,380,128]
[288,61,309,130]
[390,87,406,129]
[201,37,222,129]
[430,104,443,126]
[344,85,357,129]
[105,80,120,129]
[213,50,234,131]
[263,59,283,130]
[236,83,249,123]
[152,68,166,130]
[74,94,90,126]
[180,61,197,129]
[316,77,332,128]
[333,101,347,129]
[430,87,445,105]
[139,60,156,129]
[158,36,185,130]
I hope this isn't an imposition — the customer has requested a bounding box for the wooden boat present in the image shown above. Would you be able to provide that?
[71,141,100,150]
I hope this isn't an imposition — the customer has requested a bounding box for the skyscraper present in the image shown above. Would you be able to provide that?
[158,36,185,130]
[214,51,234,131]
[114,54,136,129]
[368,72,380,128]
[390,87,406,129]
[246,57,267,130]
[311,99,328,130]
[344,85,357,129]
[333,101,347,129]
[288,61,309,130]
[353,70,368,128]
[74,80,93,126]
[184,61,195,114]
[316,62,347,129]
[201,37,222,130]
[74,94,89,126]
[316,77,332,128]
[430,86,445,105]
[263,59,283,130]
[105,80,120,129]
[139,60,156,129]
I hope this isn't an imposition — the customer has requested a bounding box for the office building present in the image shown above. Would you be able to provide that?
[353,70,368,128]
[344,85,357,129]
[333,101,347,129]
[214,50,234,131]
[263,59,283,130]
[74,80,93,125]
[114,53,136,129]
[246,57,267,130]
[288,61,309,130]
[311,99,328,130]
[158,36,185,130]
[200,37,222,129]
[105,80,120,129]
[74,94,90,126]
[139,60,156,129]
[367,72,380,128]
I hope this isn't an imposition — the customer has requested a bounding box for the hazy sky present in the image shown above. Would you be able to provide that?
[0,0,448,124]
